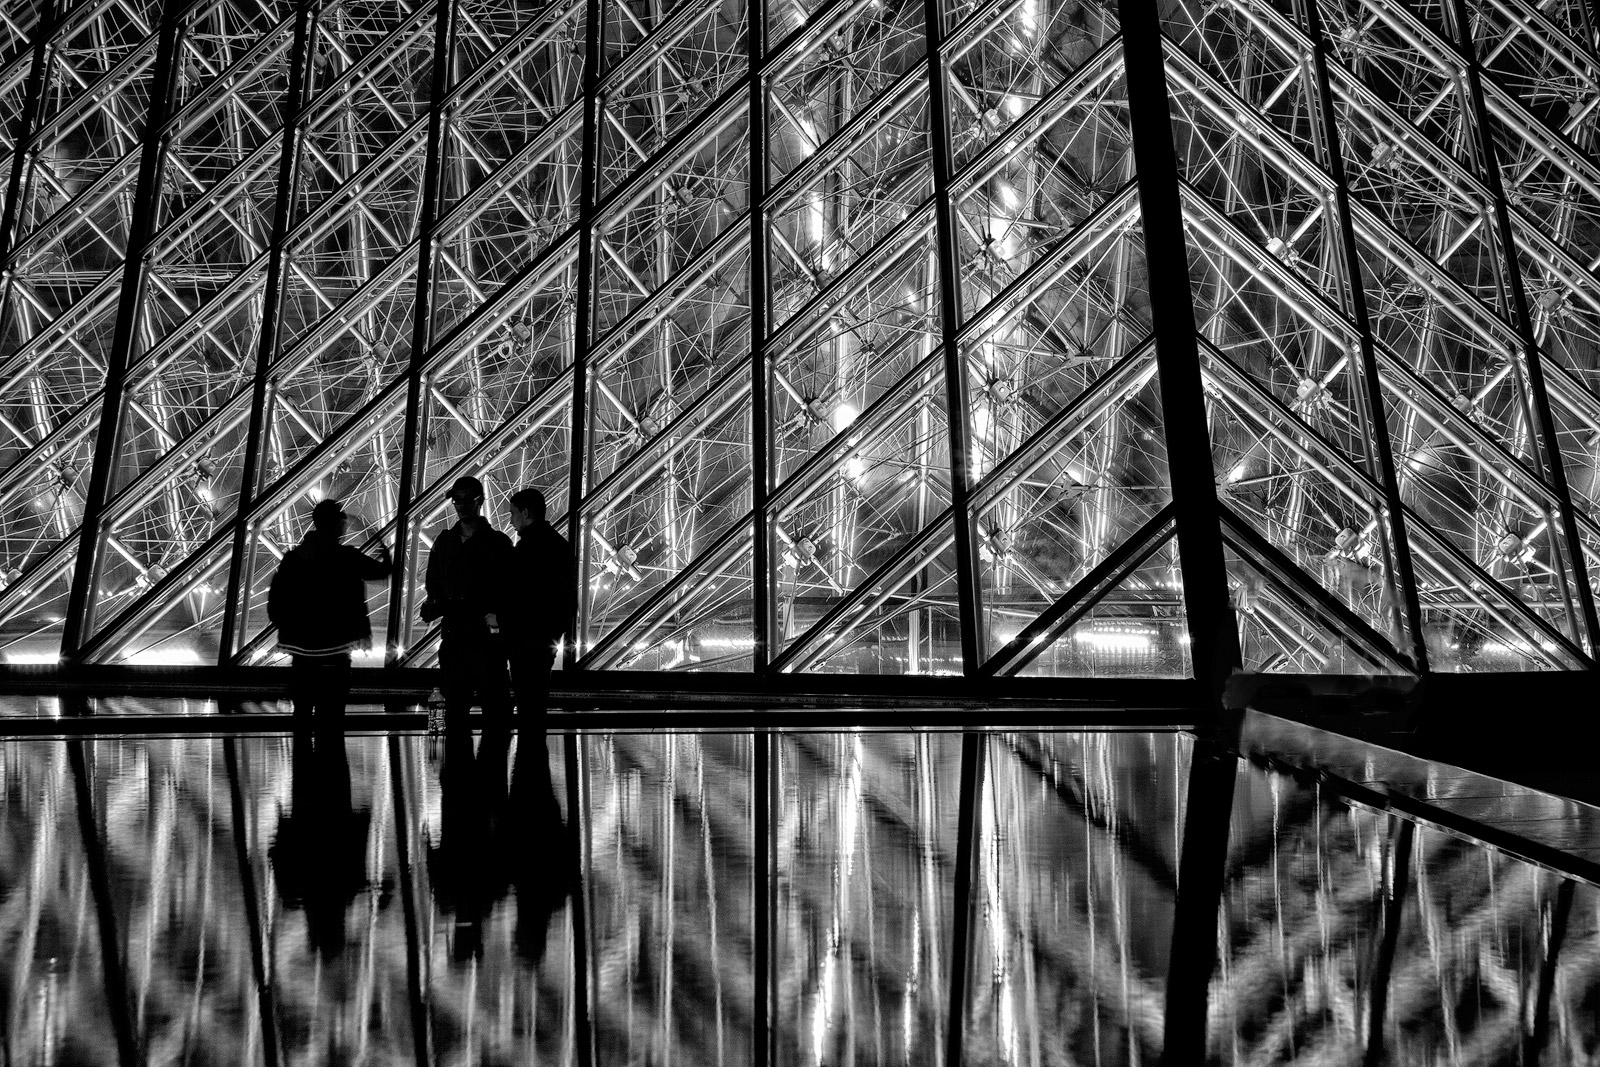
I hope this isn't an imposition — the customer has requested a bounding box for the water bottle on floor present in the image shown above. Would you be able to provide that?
[426,687,446,735]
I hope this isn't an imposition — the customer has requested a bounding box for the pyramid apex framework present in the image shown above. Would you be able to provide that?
[0,0,1596,677]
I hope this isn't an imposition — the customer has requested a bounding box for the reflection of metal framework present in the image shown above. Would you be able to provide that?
[1,0,1597,675]
[1,727,1592,1064]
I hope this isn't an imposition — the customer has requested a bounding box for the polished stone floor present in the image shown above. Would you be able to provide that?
[0,710,1595,1065]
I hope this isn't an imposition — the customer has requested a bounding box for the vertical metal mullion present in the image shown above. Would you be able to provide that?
[942,731,985,1067]
[1160,737,1238,1067]
[922,0,981,674]
[1298,0,1429,672]
[563,0,606,671]
[751,0,771,675]
[61,0,189,660]
[1361,817,1413,1067]
[1446,0,1600,654]
[383,0,461,662]
[1116,0,1241,704]
[217,0,320,664]
[223,737,283,1067]
[69,736,142,1067]
[0,0,56,347]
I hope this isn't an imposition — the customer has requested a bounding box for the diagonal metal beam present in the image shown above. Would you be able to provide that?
[563,0,606,669]
[981,504,1176,677]
[217,0,320,663]
[61,0,191,660]
[0,0,55,351]
[923,0,981,674]
[1297,0,1429,670]
[1217,502,1412,672]
[1118,0,1241,715]
[1444,0,1600,654]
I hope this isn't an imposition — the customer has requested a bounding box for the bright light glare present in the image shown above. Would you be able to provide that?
[1073,630,1153,652]
[122,647,203,665]
[831,402,859,431]
[4,652,61,664]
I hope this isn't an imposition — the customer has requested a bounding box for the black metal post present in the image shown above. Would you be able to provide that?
[223,737,284,1067]
[1296,0,1429,672]
[922,0,983,673]
[217,0,321,663]
[943,731,986,1067]
[1160,737,1237,1066]
[1445,0,1600,654]
[383,0,462,662]
[62,0,189,659]
[1362,817,1413,1067]
[562,0,606,671]
[68,736,143,1067]
[750,0,772,675]
[1116,0,1242,706]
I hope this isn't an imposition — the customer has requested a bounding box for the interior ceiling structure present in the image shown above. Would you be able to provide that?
[0,0,1597,676]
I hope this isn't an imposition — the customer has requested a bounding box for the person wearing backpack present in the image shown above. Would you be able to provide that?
[268,498,392,727]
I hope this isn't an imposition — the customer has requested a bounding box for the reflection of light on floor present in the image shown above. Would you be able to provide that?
[982,757,1019,1063]
[813,734,865,1065]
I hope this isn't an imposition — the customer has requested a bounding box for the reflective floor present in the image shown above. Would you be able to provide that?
[0,726,1595,1066]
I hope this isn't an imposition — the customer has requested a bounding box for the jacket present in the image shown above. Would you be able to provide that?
[503,519,576,643]
[424,520,516,633]
[269,532,392,657]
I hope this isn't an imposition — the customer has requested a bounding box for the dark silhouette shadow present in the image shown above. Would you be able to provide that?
[507,727,572,964]
[427,724,573,964]
[270,732,372,958]
[429,724,513,960]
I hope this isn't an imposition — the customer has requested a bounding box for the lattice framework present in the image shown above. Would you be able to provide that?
[1,0,1597,675]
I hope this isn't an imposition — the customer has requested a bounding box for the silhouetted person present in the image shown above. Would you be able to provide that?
[506,726,572,963]
[421,476,514,725]
[428,726,513,960]
[268,498,391,728]
[493,487,574,726]
[271,733,371,958]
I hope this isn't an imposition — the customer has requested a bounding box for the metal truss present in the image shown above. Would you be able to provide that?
[0,0,1597,679]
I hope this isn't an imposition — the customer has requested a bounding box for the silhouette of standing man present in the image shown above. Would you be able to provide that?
[268,498,391,728]
[422,475,515,725]
[493,487,574,725]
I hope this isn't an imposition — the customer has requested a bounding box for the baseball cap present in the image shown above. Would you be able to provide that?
[447,475,485,501]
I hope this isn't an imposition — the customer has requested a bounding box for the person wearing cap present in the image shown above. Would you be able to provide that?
[422,475,516,724]
[492,486,575,725]
[268,498,392,727]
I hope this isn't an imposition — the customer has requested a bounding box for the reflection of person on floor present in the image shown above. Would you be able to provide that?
[271,733,371,958]
[428,724,573,963]
[429,724,512,960]
[493,487,575,728]
[421,476,515,726]
[268,498,391,727]
[507,727,571,963]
